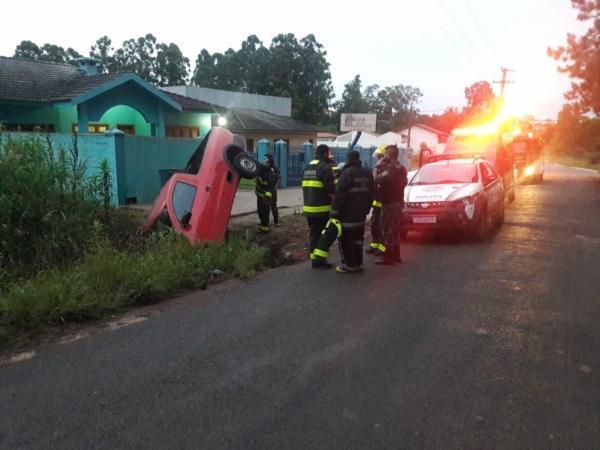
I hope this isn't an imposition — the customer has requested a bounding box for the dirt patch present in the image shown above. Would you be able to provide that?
[230,212,310,266]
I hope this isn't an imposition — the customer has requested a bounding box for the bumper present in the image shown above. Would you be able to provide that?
[401,204,477,231]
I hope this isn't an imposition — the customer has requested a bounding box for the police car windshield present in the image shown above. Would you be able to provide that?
[411,163,478,185]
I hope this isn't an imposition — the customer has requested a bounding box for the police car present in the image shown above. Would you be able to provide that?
[402,157,505,240]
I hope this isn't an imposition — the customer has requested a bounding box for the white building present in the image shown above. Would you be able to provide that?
[397,123,449,154]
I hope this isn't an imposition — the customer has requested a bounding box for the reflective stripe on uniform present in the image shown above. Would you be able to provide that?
[302,180,324,188]
[312,248,329,259]
[372,200,383,208]
[303,205,331,213]
[325,218,342,238]
[370,242,379,249]
[258,225,270,231]
[309,159,320,164]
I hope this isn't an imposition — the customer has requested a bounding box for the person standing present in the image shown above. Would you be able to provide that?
[419,142,433,167]
[375,145,408,265]
[255,155,275,233]
[366,145,386,255]
[302,144,335,268]
[263,154,281,227]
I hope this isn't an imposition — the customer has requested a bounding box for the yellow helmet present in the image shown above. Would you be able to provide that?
[373,145,387,158]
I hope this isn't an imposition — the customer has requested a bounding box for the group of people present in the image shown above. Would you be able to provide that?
[302,144,408,273]
[254,144,409,273]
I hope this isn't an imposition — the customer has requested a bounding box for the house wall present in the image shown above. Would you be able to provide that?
[402,128,441,153]
[99,105,152,135]
[234,132,317,152]
[0,103,61,130]
[164,111,213,136]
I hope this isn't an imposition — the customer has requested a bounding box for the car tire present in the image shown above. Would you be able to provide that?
[495,202,505,228]
[233,152,258,179]
[472,207,488,241]
[507,189,515,203]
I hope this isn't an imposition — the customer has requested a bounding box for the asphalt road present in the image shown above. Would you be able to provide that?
[1,164,599,449]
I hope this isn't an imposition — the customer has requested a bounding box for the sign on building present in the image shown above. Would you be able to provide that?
[340,113,377,132]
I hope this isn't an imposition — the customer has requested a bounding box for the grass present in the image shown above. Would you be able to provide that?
[0,232,265,347]
[549,155,600,171]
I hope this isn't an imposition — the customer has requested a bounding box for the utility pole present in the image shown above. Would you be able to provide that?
[493,67,514,99]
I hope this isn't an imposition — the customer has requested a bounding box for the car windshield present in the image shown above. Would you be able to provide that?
[411,163,479,185]
[184,131,210,174]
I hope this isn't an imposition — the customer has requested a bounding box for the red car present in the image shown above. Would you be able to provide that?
[144,127,258,243]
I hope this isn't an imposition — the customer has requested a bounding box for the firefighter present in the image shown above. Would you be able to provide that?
[366,145,387,255]
[311,150,374,273]
[263,154,281,226]
[302,144,335,268]
[255,154,275,233]
[375,145,408,265]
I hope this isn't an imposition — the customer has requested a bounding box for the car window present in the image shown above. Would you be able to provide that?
[479,163,497,185]
[172,182,197,224]
[411,163,479,185]
[184,131,210,175]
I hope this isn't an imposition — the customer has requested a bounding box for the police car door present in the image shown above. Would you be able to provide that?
[480,162,503,213]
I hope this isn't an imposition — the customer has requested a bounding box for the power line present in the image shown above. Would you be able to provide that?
[464,0,497,59]
[417,1,486,75]
[437,0,490,67]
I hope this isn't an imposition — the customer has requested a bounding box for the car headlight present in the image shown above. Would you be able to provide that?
[524,165,536,177]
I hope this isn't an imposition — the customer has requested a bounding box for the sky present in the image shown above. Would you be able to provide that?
[0,0,588,120]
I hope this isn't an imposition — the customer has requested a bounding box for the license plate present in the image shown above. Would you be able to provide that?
[413,215,436,224]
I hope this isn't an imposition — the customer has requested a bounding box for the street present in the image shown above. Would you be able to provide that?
[1,164,599,449]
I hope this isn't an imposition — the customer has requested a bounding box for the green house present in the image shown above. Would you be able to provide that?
[0,56,216,137]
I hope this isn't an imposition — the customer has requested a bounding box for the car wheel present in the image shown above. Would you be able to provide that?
[233,152,258,179]
[507,189,515,203]
[495,201,505,228]
[472,207,488,241]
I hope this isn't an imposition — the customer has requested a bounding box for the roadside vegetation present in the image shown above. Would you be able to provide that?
[0,134,266,348]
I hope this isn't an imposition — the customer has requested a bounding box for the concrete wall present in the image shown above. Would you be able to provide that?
[3,132,120,204]
[164,86,292,117]
[115,135,199,204]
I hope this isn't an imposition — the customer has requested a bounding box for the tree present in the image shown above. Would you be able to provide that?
[191,33,333,124]
[418,107,465,134]
[548,0,600,114]
[373,84,423,132]
[90,36,116,73]
[464,80,495,119]
[14,40,81,64]
[336,75,370,113]
[154,43,190,86]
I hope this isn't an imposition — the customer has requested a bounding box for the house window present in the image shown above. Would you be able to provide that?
[72,123,109,134]
[117,124,135,135]
[246,138,254,152]
[166,126,200,139]
[0,123,55,132]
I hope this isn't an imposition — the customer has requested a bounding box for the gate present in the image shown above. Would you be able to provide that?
[287,147,306,187]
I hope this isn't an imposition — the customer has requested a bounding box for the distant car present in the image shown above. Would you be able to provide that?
[402,157,505,240]
[510,134,544,183]
[144,127,258,243]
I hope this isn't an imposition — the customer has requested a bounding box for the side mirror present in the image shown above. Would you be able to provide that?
[181,210,192,229]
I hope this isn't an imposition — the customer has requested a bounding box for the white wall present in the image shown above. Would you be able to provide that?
[400,127,444,154]
[163,86,292,117]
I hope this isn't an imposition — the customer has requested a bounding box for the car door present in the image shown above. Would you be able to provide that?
[479,162,503,213]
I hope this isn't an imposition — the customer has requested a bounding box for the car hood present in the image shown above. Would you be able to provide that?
[405,183,479,203]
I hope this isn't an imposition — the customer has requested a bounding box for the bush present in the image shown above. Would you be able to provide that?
[0,232,265,337]
[0,134,136,284]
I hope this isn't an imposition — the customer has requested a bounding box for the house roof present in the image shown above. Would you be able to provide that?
[162,90,217,113]
[224,108,318,134]
[398,123,449,137]
[0,56,180,111]
[0,56,80,102]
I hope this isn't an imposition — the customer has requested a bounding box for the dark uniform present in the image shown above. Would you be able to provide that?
[312,152,374,272]
[375,152,408,265]
[255,164,274,232]
[369,161,385,253]
[302,154,335,260]
[270,165,281,226]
